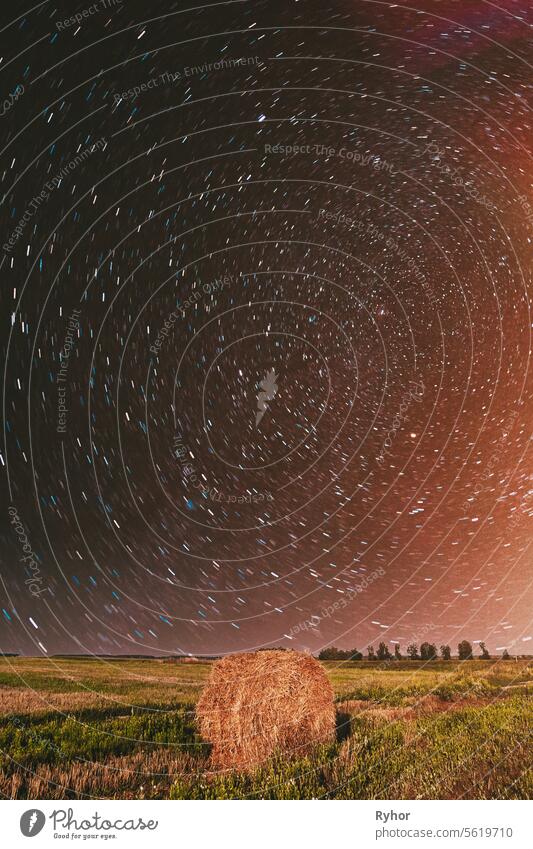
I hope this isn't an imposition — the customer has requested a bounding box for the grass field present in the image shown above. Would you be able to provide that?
[0,656,531,799]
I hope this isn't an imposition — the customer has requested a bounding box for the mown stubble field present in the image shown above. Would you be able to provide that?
[0,656,530,799]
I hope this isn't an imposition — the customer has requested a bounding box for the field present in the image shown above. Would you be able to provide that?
[0,656,531,800]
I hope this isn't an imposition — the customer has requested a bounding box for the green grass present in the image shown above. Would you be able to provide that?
[169,697,532,800]
[0,709,201,770]
[0,656,530,799]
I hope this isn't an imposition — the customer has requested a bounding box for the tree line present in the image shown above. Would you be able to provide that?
[318,640,514,661]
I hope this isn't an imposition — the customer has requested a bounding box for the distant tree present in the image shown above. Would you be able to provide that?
[458,640,473,660]
[367,645,376,660]
[479,641,491,660]
[318,647,341,660]
[377,641,392,661]
[440,644,451,660]
[501,649,511,660]
[394,644,402,660]
[319,647,363,661]
[406,643,419,660]
[420,642,438,660]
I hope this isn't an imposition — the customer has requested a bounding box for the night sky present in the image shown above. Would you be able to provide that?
[1,0,532,658]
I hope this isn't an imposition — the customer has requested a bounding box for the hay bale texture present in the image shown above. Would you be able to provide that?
[196,650,336,770]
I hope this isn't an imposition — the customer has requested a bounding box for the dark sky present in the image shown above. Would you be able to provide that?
[1,0,532,657]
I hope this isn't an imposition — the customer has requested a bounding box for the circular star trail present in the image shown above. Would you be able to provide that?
[1,0,532,659]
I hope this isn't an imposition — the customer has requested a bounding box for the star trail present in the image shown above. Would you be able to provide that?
[1,0,532,658]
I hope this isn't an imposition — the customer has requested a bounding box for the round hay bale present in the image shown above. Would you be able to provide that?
[196,650,336,770]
